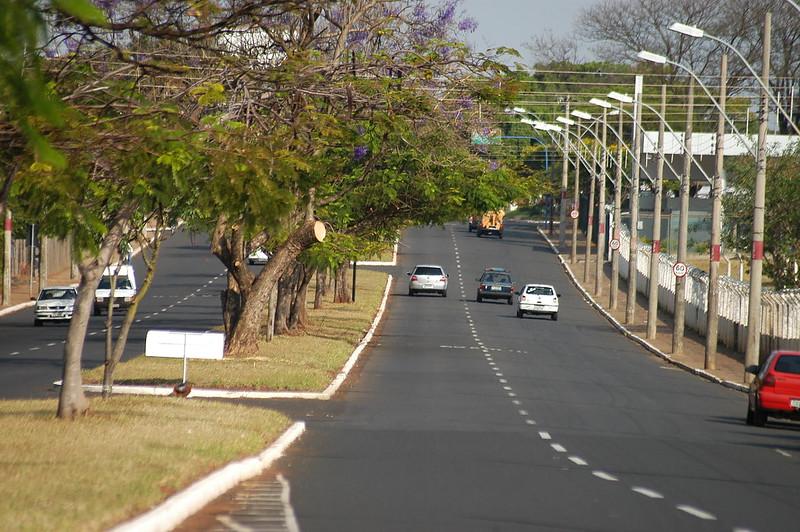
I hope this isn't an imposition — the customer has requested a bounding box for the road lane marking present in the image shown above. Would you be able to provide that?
[511,399,520,405]
[89,332,97,336]
[632,487,663,499]
[776,449,791,457]
[29,347,39,351]
[676,505,716,521]
[592,471,619,482]
[499,378,507,383]
[518,409,528,416]
[507,392,516,397]
[503,386,512,391]
[47,342,56,347]
[568,456,588,466]
[525,419,537,425]
[551,444,567,453]
[539,432,551,440]
[10,352,19,356]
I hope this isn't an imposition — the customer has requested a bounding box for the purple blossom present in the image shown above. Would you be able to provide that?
[438,2,457,25]
[489,161,500,170]
[353,146,368,161]
[458,17,478,33]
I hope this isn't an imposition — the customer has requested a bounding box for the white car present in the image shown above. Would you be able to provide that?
[34,286,78,326]
[517,283,560,320]
[247,249,271,265]
[407,264,448,297]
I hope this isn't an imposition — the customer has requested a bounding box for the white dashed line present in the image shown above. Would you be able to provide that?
[511,399,520,405]
[632,487,664,499]
[89,332,97,336]
[135,319,142,323]
[507,392,516,397]
[539,432,551,440]
[496,372,504,377]
[676,505,716,521]
[518,409,528,416]
[525,419,537,425]
[499,378,507,383]
[10,351,19,356]
[29,347,39,351]
[551,444,567,453]
[161,308,168,312]
[503,386,512,391]
[47,342,56,347]
[568,456,588,466]
[592,471,619,482]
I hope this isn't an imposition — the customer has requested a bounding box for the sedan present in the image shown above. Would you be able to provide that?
[407,265,448,297]
[34,286,78,326]
[746,350,800,427]
[516,283,560,320]
[476,268,514,304]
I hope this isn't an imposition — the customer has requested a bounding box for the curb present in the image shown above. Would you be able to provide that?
[351,242,398,266]
[0,300,35,317]
[61,274,395,400]
[537,227,748,394]
[109,421,306,532]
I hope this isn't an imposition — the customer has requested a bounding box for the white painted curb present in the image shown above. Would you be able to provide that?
[537,227,748,393]
[110,421,305,532]
[351,242,398,266]
[0,300,35,317]
[59,274,395,400]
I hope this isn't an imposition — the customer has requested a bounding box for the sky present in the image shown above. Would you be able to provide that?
[455,0,600,65]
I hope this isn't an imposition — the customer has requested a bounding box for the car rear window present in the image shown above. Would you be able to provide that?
[414,267,443,276]
[774,355,800,375]
[482,274,511,283]
[525,286,554,296]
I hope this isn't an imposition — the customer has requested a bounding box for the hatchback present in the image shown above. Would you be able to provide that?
[746,350,800,426]
[476,267,514,304]
[407,265,448,297]
[34,286,78,326]
[516,283,560,320]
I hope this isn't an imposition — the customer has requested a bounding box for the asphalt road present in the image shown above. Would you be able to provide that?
[0,230,226,399]
[189,221,800,532]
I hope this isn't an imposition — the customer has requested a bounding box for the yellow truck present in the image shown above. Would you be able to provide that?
[476,210,505,239]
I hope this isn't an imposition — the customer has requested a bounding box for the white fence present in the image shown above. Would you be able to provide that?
[617,226,800,356]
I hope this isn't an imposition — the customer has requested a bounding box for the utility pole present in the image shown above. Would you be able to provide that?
[625,75,644,325]
[647,84,667,340]
[571,118,582,265]
[745,12,772,379]
[584,119,599,283]
[673,78,694,354]
[705,53,727,369]
[39,236,48,290]
[610,106,624,310]
[596,107,609,297]
[3,209,10,306]
[559,99,571,249]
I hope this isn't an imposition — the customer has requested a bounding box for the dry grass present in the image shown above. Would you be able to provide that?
[0,397,290,532]
[83,269,390,391]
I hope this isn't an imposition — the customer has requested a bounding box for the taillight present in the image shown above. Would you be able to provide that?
[762,373,776,387]
[520,295,526,302]
[411,275,418,281]
[440,276,447,282]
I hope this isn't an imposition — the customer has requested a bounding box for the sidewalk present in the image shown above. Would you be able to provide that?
[0,268,77,317]
[540,223,749,392]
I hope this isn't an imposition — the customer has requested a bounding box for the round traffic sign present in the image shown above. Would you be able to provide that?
[609,238,620,250]
[673,261,688,278]
[569,209,579,220]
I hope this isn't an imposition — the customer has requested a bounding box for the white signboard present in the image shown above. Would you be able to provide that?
[673,262,688,278]
[145,330,224,360]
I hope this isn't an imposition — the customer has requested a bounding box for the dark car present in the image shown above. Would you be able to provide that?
[746,350,800,427]
[476,267,514,304]
[467,215,479,232]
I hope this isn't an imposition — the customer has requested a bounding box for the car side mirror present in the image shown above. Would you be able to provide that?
[406,272,411,276]
[557,293,562,298]
[516,290,521,295]
[745,365,759,375]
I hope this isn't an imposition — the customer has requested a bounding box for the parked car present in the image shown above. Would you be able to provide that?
[407,265,448,297]
[34,286,78,326]
[94,264,137,316]
[476,267,514,304]
[746,350,800,427]
[516,283,560,320]
[247,248,271,265]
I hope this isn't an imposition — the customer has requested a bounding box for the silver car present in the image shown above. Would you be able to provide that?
[407,264,448,297]
[34,286,78,326]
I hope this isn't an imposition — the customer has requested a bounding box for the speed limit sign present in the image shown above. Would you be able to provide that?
[609,238,620,250]
[569,209,579,220]
[673,262,688,278]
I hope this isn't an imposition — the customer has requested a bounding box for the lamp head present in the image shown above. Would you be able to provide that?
[637,50,667,64]
[556,116,575,126]
[571,110,592,120]
[608,91,633,104]
[512,106,527,114]
[589,98,613,109]
[669,22,704,38]
[520,117,535,126]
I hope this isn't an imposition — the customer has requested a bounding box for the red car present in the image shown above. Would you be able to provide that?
[746,350,800,427]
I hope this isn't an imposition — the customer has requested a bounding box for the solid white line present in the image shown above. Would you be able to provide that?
[568,456,588,466]
[592,471,619,482]
[551,443,567,453]
[632,487,664,499]
[676,505,716,520]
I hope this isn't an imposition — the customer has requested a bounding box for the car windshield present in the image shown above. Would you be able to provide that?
[525,286,554,296]
[414,267,443,276]
[39,289,75,300]
[98,276,133,290]
[483,274,511,284]
[774,355,800,375]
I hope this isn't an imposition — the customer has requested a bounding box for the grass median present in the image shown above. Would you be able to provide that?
[83,269,390,391]
[0,397,291,532]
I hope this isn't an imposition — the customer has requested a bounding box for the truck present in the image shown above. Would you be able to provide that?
[476,210,505,239]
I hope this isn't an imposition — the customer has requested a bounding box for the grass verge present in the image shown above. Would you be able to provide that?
[83,269,390,391]
[0,397,290,532]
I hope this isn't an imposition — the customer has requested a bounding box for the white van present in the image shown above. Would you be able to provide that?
[94,264,138,316]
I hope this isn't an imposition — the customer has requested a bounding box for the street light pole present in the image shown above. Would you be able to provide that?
[625,75,644,325]
[596,107,609,297]
[559,99,571,248]
[745,12,772,378]
[705,52,727,370]
[611,105,624,310]
[647,84,667,340]
[571,118,582,265]
[673,78,694,354]
[584,119,599,283]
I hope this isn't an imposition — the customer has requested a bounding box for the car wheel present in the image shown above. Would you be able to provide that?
[442,289,447,297]
[516,309,523,318]
[507,297,513,305]
[408,288,414,296]
[551,312,558,321]
[747,398,767,427]
[34,319,42,327]
[477,295,482,303]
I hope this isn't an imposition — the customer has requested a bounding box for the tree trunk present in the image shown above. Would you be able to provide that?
[333,264,351,303]
[266,282,278,342]
[289,265,313,330]
[58,205,135,419]
[226,220,326,357]
[221,273,242,342]
[314,269,326,309]
[273,265,299,336]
